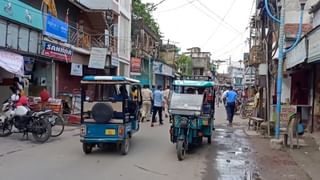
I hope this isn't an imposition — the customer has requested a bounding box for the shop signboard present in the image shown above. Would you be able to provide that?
[111,56,119,67]
[42,41,73,62]
[0,0,43,30]
[130,57,141,75]
[286,38,306,69]
[0,50,24,76]
[88,47,107,69]
[153,61,174,77]
[308,28,320,63]
[44,14,68,42]
[70,63,83,76]
[24,56,35,75]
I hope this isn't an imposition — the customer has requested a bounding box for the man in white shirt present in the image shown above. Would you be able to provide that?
[163,86,171,118]
[221,87,229,120]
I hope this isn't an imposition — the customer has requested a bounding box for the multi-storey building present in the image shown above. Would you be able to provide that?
[184,47,211,76]
[0,0,130,104]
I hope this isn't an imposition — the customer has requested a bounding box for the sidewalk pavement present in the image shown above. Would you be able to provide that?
[239,112,320,180]
[214,106,311,180]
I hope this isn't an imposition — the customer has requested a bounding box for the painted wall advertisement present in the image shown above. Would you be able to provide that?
[88,47,107,69]
[130,57,141,75]
[42,41,73,62]
[0,0,43,30]
[45,14,68,42]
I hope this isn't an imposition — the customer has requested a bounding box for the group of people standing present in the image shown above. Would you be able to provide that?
[140,85,171,127]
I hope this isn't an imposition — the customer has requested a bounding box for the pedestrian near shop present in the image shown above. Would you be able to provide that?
[253,87,260,117]
[151,85,164,127]
[141,85,152,122]
[40,86,50,110]
[224,86,238,126]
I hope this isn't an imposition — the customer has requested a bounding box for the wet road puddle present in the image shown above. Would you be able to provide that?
[203,126,262,180]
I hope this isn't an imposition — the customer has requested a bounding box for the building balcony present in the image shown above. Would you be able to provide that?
[72,0,119,14]
[68,25,118,54]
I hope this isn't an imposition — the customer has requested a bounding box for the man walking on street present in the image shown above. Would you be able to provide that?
[221,87,229,119]
[163,85,171,118]
[224,86,237,126]
[151,85,164,127]
[141,85,152,122]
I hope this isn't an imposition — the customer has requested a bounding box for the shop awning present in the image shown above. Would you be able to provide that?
[286,38,307,69]
[0,50,24,76]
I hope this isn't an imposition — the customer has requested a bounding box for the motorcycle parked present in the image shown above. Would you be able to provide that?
[0,100,52,143]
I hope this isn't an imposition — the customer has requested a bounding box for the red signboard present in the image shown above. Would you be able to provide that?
[42,41,73,62]
[130,57,141,75]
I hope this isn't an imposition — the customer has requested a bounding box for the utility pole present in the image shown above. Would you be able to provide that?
[275,0,285,139]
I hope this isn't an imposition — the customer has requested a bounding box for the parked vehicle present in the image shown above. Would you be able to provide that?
[48,112,64,137]
[0,98,52,143]
[169,76,215,160]
[80,76,142,155]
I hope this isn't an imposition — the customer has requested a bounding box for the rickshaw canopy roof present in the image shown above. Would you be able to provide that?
[173,80,215,87]
[81,76,140,84]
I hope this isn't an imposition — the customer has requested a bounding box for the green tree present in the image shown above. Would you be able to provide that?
[132,0,160,36]
[176,54,193,76]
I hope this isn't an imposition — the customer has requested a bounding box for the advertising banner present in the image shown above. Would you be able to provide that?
[42,41,73,62]
[130,57,141,75]
[0,0,43,30]
[45,14,68,42]
[88,47,107,69]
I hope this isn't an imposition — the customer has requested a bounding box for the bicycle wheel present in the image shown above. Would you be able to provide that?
[50,113,65,137]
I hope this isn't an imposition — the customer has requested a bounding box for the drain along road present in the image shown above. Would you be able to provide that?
[0,107,310,180]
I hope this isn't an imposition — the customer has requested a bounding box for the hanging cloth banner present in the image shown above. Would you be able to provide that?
[0,50,24,76]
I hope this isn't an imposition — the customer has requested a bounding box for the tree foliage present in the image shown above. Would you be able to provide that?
[176,54,193,76]
[132,0,161,36]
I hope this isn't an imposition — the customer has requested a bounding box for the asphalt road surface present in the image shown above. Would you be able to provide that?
[0,106,257,180]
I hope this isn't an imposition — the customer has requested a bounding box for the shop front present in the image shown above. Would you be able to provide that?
[0,0,43,102]
[153,61,174,88]
[284,36,312,132]
[24,56,54,97]
[308,27,320,132]
[0,50,24,103]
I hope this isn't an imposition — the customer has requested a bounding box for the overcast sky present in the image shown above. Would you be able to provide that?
[141,0,255,73]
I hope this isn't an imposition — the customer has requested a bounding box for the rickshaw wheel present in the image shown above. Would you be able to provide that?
[121,138,130,155]
[207,135,212,144]
[177,140,186,161]
[83,143,92,154]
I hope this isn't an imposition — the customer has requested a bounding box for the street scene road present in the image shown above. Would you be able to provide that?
[1,0,320,180]
[0,107,252,180]
[1,106,315,180]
